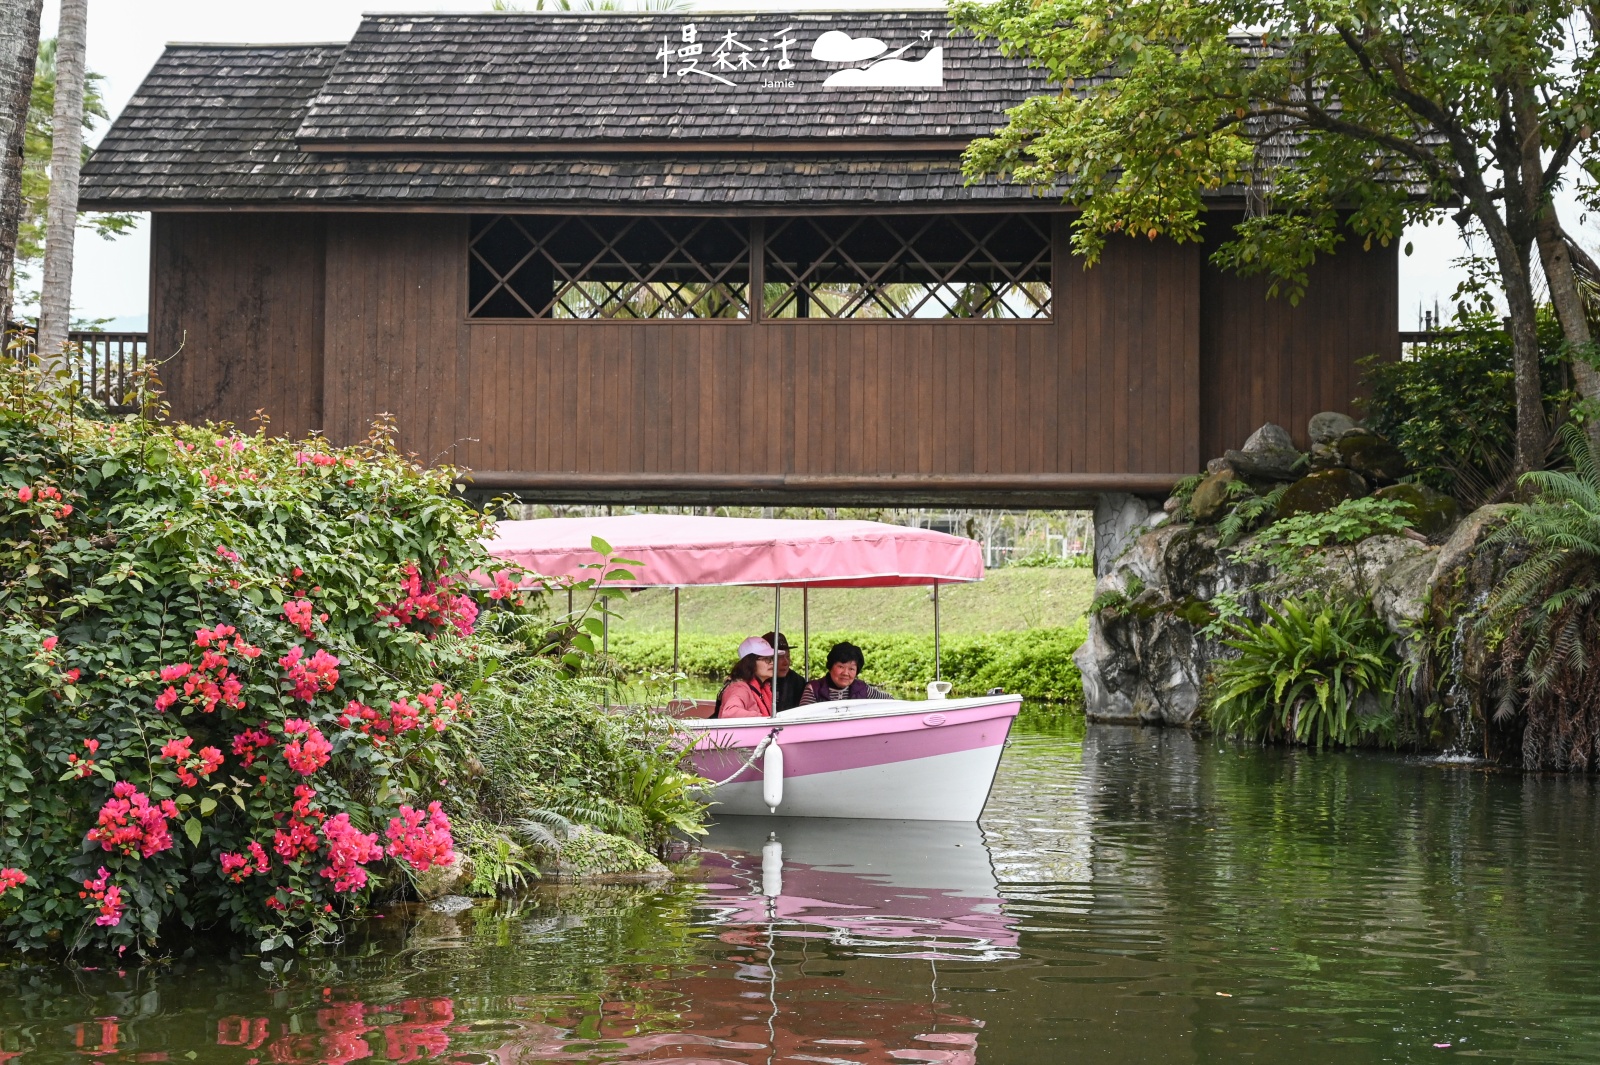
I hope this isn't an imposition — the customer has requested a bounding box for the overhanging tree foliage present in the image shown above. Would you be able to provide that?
[952,0,1600,478]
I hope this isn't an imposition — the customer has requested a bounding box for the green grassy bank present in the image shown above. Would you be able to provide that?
[609,567,1095,637]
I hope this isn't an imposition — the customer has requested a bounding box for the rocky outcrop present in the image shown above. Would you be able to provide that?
[1079,411,1481,733]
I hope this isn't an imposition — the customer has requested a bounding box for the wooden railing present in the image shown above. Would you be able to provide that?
[4,326,150,413]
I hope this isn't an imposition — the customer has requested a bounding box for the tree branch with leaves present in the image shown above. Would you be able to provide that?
[952,0,1600,475]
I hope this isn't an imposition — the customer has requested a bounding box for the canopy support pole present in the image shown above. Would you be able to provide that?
[773,586,781,716]
[672,587,680,701]
[933,583,941,683]
[802,588,809,681]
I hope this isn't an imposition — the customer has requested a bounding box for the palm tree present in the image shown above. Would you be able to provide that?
[36,0,85,358]
[0,0,43,330]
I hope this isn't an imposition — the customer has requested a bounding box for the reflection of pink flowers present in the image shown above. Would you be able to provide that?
[282,719,333,775]
[81,867,124,927]
[386,802,455,872]
[87,782,177,858]
[320,813,382,892]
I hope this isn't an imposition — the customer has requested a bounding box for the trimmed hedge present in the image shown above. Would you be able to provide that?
[608,625,1086,704]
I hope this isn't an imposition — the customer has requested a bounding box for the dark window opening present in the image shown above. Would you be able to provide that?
[468,215,750,319]
[763,214,1052,319]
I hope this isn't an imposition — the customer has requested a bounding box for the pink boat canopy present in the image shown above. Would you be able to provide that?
[485,515,984,588]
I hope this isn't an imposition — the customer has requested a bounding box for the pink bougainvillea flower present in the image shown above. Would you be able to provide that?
[0,868,27,896]
[386,802,455,873]
[87,782,177,858]
[279,646,340,702]
[41,636,57,652]
[219,840,270,883]
[283,598,315,637]
[16,486,33,503]
[215,544,239,563]
[281,719,332,775]
[320,813,382,893]
[230,728,274,767]
[80,867,123,927]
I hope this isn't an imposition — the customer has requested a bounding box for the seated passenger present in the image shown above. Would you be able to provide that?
[713,635,777,719]
[799,642,891,704]
[761,630,806,712]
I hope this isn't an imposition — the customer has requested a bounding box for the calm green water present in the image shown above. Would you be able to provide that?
[4,719,1600,1063]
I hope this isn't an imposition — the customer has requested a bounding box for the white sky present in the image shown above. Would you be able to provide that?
[37,0,1598,328]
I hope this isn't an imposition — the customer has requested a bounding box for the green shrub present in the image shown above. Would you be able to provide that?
[1207,597,1400,748]
[1481,424,1600,769]
[607,625,1086,704]
[0,353,705,954]
[1361,309,1571,504]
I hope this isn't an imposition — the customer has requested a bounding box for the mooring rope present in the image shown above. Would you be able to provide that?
[701,726,784,789]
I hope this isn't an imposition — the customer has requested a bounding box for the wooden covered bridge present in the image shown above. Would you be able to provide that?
[80,10,1397,508]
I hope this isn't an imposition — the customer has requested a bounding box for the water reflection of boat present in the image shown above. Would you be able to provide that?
[699,816,1019,961]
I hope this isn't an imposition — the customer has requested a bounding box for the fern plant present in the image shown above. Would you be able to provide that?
[1481,423,1600,767]
[1208,596,1400,748]
[1217,483,1290,548]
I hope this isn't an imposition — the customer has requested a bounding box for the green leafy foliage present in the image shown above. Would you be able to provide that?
[1361,311,1573,504]
[1209,598,1400,748]
[0,350,708,952]
[1481,424,1600,767]
[608,626,1087,704]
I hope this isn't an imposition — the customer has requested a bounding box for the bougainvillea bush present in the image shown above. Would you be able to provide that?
[0,357,552,955]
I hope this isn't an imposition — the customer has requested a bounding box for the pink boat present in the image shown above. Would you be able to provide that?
[487,515,1023,821]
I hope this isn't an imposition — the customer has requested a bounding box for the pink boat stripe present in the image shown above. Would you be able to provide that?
[689,699,1020,782]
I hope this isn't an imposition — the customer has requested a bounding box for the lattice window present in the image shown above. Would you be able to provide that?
[763,214,1052,319]
[469,215,750,319]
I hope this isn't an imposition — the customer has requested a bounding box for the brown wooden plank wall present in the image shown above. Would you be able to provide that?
[148,211,1396,491]
[1199,224,1399,457]
[150,213,326,438]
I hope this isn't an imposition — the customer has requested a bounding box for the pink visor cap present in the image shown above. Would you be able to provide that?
[737,636,776,659]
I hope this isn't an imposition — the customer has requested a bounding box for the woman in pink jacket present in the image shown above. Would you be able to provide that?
[713,636,777,719]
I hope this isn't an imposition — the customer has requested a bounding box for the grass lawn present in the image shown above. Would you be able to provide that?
[605,566,1095,637]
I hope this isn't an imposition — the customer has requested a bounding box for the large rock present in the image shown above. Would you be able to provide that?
[1226,422,1304,482]
[1276,468,1368,520]
[1189,468,1238,523]
[1374,483,1461,540]
[1308,411,1356,446]
[1092,492,1166,579]
[1336,429,1410,484]
[1223,446,1304,481]
[1077,523,1268,725]
[1243,423,1295,453]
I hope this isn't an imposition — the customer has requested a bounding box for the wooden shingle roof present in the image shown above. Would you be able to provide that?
[296,12,1047,147]
[80,12,1066,210]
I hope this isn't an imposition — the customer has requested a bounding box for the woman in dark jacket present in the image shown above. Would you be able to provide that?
[799,641,891,704]
[761,630,807,711]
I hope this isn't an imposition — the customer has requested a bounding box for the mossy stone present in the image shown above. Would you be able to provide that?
[1374,483,1461,539]
[1276,468,1369,520]
[1336,429,1410,484]
[557,827,663,877]
[1189,468,1238,522]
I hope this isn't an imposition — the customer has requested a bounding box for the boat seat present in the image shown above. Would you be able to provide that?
[668,698,718,719]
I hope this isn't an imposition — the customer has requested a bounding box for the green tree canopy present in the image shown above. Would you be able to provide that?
[952,0,1600,476]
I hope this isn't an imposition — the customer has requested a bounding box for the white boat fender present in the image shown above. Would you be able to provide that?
[762,741,785,812]
[762,832,783,897]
